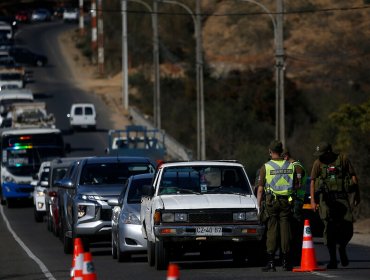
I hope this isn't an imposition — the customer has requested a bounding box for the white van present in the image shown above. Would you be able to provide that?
[67,103,96,131]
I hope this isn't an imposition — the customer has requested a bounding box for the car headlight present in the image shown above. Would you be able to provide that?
[122,212,140,225]
[37,191,45,197]
[233,211,258,221]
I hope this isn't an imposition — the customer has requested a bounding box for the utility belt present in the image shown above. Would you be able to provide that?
[327,191,348,200]
[265,191,292,202]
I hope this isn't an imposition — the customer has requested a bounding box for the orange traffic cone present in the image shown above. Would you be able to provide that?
[166,263,180,280]
[82,252,97,280]
[293,219,326,272]
[71,238,85,280]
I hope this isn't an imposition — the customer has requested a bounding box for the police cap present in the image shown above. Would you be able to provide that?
[313,142,332,157]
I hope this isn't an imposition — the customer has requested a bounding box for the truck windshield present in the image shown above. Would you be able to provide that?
[159,165,253,195]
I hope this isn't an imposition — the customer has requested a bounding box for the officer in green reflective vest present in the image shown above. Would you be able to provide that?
[257,140,303,272]
[283,148,307,266]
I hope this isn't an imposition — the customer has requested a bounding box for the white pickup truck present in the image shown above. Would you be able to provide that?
[140,160,265,270]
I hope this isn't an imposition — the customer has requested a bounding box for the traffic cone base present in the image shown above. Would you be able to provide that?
[293,219,326,272]
[167,263,179,280]
[82,252,97,280]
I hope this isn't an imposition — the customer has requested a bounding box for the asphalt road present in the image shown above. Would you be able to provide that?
[0,20,369,280]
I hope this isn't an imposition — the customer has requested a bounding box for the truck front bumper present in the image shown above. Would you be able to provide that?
[154,224,265,241]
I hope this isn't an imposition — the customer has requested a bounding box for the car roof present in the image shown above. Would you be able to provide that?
[82,156,154,165]
[71,103,95,107]
[50,157,88,168]
[130,173,155,180]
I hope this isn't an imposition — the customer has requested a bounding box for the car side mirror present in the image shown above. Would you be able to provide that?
[107,198,119,207]
[55,178,74,189]
[40,181,49,187]
[142,184,154,197]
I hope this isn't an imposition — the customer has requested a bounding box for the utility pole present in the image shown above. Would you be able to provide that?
[79,0,84,35]
[97,0,104,76]
[91,0,98,64]
[122,0,129,109]
[276,0,285,146]
[153,0,161,129]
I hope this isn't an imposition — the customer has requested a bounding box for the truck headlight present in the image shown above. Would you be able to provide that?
[78,205,87,218]
[233,211,258,221]
[78,194,102,201]
[3,176,15,183]
[161,212,188,223]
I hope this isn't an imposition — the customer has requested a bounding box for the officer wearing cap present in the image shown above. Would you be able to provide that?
[257,140,302,272]
[310,142,360,269]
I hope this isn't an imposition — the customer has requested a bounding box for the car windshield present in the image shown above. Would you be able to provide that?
[159,165,253,195]
[127,177,153,204]
[79,162,154,186]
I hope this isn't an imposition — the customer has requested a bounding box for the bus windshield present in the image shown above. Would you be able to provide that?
[1,132,65,176]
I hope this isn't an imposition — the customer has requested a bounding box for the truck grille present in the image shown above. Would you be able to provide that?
[100,209,112,221]
[189,211,233,224]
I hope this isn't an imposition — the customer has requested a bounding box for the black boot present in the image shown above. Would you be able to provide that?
[262,253,276,272]
[339,246,349,267]
[281,253,292,271]
[327,245,338,269]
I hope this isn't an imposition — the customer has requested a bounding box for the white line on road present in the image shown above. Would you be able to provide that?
[0,205,56,280]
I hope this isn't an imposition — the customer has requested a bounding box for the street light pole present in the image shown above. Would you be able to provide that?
[158,0,205,160]
[239,0,285,146]
[122,0,129,109]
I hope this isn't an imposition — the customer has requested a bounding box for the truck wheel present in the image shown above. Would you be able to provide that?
[7,199,15,208]
[147,240,155,266]
[34,208,44,223]
[155,240,169,270]
[63,225,73,254]
[232,247,247,266]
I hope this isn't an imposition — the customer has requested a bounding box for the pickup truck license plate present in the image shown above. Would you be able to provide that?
[196,227,222,236]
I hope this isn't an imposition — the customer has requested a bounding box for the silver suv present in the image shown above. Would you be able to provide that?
[58,156,156,253]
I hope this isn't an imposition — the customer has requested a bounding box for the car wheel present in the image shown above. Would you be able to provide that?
[36,59,44,67]
[63,225,73,254]
[155,240,169,270]
[46,212,52,231]
[112,233,117,259]
[147,240,155,266]
[117,241,130,262]
[34,209,43,222]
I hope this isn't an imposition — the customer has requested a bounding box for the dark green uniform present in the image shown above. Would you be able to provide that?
[311,152,357,268]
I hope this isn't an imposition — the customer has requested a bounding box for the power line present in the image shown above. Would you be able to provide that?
[95,5,370,17]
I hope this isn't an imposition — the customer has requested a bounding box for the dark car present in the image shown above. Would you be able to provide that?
[45,157,84,237]
[57,156,156,253]
[8,46,48,67]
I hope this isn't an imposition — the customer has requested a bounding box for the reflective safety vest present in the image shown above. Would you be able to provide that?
[292,160,306,200]
[264,160,294,196]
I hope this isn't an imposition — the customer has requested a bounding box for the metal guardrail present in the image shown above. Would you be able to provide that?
[128,107,193,160]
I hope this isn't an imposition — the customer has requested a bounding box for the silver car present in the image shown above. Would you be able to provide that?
[109,173,154,262]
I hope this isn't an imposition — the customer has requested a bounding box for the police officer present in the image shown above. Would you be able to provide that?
[257,140,302,272]
[310,142,360,269]
[282,148,307,266]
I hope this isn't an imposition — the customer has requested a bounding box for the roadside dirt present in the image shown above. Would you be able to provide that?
[58,28,370,246]
[58,28,130,129]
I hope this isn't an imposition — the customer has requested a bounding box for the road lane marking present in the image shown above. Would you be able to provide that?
[0,205,56,280]
[312,271,338,278]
